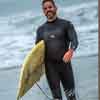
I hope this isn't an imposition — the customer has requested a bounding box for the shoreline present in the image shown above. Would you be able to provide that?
[0,55,98,100]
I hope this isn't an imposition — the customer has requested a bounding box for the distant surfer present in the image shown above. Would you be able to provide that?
[35,0,79,100]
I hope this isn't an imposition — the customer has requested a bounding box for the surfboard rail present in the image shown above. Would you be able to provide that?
[17,40,45,100]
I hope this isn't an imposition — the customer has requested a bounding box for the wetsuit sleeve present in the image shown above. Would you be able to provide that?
[67,22,79,51]
[35,27,43,44]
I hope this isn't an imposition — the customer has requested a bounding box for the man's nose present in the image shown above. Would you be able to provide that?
[46,8,51,11]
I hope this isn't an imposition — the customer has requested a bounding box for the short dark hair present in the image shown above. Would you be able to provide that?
[42,0,56,7]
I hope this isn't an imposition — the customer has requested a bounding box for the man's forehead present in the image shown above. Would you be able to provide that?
[43,1,54,6]
[42,0,56,7]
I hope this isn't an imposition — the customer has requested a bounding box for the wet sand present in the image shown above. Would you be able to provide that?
[0,55,98,100]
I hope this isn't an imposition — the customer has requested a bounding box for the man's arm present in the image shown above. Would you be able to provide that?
[63,22,78,63]
[35,27,43,44]
[67,22,78,51]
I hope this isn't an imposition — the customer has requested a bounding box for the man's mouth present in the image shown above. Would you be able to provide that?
[47,11,53,15]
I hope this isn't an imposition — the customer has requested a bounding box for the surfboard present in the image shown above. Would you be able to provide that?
[17,40,45,100]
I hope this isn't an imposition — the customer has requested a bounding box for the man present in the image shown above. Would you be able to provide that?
[35,0,78,100]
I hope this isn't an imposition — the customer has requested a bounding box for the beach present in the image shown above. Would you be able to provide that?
[0,55,98,100]
[0,0,98,100]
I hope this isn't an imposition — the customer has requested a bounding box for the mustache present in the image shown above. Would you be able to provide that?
[46,11,53,14]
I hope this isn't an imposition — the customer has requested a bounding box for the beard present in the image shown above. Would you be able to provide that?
[46,11,56,20]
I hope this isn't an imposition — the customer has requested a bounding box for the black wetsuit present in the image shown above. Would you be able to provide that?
[35,17,78,100]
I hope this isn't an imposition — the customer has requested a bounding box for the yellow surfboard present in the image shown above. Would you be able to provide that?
[17,40,45,100]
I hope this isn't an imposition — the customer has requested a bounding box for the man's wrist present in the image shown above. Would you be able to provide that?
[69,48,74,53]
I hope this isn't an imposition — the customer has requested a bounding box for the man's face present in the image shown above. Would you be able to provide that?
[42,1,57,20]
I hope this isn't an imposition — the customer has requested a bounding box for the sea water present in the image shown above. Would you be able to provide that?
[0,0,98,100]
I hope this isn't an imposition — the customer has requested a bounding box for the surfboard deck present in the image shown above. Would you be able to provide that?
[17,40,45,100]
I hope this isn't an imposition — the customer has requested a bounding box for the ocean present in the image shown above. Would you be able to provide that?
[0,0,98,100]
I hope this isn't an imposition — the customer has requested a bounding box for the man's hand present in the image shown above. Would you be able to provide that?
[63,49,74,63]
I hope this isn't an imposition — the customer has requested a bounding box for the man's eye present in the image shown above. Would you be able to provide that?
[44,7,47,10]
[43,6,52,10]
[48,6,52,9]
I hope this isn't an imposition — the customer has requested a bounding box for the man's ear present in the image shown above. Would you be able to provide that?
[55,6,57,11]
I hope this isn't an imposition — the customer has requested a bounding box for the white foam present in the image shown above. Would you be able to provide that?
[0,1,98,69]
[59,1,98,14]
[0,10,44,35]
[76,23,98,33]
